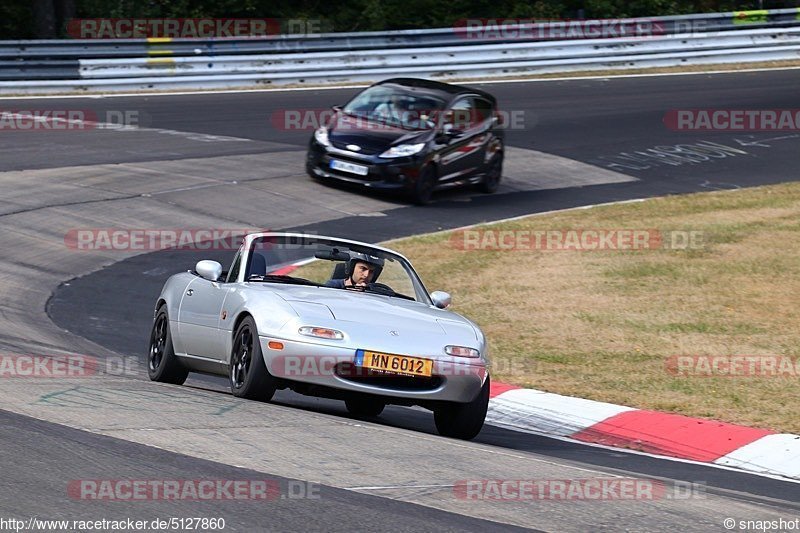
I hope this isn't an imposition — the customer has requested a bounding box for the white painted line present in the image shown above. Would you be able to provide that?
[0,83,371,100]
[0,112,252,143]
[468,65,800,87]
[346,484,457,490]
[381,198,651,245]
[714,434,800,479]
[1,65,799,100]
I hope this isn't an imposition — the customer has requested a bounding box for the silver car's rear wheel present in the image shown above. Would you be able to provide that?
[434,375,490,440]
[230,316,277,401]
[147,306,188,385]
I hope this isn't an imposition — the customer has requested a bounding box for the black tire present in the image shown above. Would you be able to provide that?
[411,165,437,205]
[434,375,490,440]
[478,153,503,194]
[229,316,277,402]
[345,397,386,417]
[147,306,189,385]
[306,164,322,182]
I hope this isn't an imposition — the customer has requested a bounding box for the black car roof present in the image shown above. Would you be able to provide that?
[375,78,496,105]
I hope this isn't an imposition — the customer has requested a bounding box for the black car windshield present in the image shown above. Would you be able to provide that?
[342,85,446,131]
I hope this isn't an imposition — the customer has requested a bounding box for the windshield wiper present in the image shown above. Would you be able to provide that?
[248,274,319,286]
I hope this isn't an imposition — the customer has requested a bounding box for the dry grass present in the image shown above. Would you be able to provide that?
[387,183,800,433]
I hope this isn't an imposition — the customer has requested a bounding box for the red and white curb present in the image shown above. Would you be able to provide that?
[487,382,800,482]
[271,259,799,481]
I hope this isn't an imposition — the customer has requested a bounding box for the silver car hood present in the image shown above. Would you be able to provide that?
[250,284,481,353]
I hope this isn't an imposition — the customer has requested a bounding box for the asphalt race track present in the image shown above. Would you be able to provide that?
[2,70,800,531]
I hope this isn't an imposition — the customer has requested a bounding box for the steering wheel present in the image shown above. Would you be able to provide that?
[368,283,394,294]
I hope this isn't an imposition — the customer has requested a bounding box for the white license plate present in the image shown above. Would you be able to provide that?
[330,159,369,176]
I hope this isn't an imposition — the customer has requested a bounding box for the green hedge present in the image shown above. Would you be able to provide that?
[3,0,797,39]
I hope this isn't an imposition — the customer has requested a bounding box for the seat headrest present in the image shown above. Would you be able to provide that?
[330,262,347,280]
[249,253,267,278]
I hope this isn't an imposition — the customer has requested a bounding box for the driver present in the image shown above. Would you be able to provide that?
[324,252,384,290]
[373,93,407,123]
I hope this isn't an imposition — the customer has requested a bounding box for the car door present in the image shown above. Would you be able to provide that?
[178,258,238,360]
[436,97,488,183]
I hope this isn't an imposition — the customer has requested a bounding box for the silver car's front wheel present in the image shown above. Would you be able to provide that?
[434,375,490,440]
[147,306,188,385]
[229,316,277,402]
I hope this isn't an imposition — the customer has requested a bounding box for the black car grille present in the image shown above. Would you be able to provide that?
[331,141,381,156]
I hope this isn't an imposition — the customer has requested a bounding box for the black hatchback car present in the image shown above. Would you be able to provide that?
[306,78,504,205]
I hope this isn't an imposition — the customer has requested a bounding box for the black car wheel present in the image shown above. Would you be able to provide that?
[147,306,189,385]
[411,165,437,205]
[434,375,490,440]
[345,396,386,417]
[478,153,503,194]
[230,316,277,401]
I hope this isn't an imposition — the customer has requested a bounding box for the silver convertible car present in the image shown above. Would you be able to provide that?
[147,232,490,440]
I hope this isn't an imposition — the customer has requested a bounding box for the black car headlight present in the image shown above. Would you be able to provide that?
[379,143,425,158]
[314,127,331,147]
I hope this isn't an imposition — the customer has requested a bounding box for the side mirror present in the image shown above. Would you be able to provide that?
[437,122,461,143]
[196,260,222,281]
[443,122,464,138]
[430,291,452,309]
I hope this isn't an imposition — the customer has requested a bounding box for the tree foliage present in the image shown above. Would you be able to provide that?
[3,0,798,39]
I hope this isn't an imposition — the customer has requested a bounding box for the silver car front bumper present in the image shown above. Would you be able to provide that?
[259,336,487,403]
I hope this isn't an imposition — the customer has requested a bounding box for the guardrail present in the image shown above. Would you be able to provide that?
[1,8,799,94]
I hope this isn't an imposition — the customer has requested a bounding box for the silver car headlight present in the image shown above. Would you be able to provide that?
[314,127,330,146]
[299,326,343,340]
[379,143,425,158]
[445,345,480,358]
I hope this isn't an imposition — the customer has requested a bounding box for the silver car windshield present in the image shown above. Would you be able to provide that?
[244,235,432,304]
